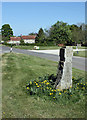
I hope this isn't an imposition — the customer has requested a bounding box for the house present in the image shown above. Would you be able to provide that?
[7,35,36,44]
[21,35,36,44]
[7,37,21,44]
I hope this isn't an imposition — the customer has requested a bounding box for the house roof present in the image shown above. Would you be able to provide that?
[10,37,21,41]
[21,35,36,39]
[10,35,36,41]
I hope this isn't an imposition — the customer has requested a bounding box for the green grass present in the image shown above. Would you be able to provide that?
[73,51,87,58]
[13,45,87,50]
[13,45,61,50]
[2,53,86,118]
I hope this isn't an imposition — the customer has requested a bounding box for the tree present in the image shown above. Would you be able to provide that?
[29,32,37,35]
[70,23,85,45]
[35,28,45,44]
[1,24,13,42]
[48,21,72,45]
[20,37,25,45]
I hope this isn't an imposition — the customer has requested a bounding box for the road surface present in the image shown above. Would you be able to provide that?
[0,45,87,71]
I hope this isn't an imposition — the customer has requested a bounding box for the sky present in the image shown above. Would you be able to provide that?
[2,2,85,36]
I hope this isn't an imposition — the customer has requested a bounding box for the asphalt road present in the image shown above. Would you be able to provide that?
[1,45,87,71]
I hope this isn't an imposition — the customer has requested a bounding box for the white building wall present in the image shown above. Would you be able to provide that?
[7,41,20,44]
[24,39,35,43]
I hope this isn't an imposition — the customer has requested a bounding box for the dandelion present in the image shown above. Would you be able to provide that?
[70,95,72,96]
[54,90,56,92]
[59,93,61,95]
[47,87,49,89]
[43,80,46,83]
[30,81,32,85]
[46,82,49,85]
[27,87,29,90]
[76,87,79,89]
[53,97,55,99]
[64,91,66,93]
[3,112,5,114]
[51,89,54,91]
[37,86,39,87]
[36,83,38,85]
[57,89,59,91]
[34,81,36,83]
[70,86,72,88]
[82,87,85,90]
[72,76,75,79]
[50,93,53,95]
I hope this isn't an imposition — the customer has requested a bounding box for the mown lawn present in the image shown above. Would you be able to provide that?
[13,45,61,50]
[13,45,87,50]
[73,51,87,58]
[2,53,86,118]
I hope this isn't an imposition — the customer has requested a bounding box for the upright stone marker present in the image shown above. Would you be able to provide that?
[54,46,73,90]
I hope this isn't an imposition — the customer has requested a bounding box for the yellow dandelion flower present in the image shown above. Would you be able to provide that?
[43,81,46,83]
[37,86,39,87]
[50,93,53,95]
[59,93,61,95]
[3,112,5,114]
[30,81,32,85]
[83,87,85,90]
[34,81,36,83]
[36,83,38,85]
[54,90,56,92]
[50,93,52,95]
[27,87,29,90]
[70,86,72,88]
[51,89,54,91]
[46,82,49,85]
[53,97,55,99]
[57,89,59,91]
[47,87,49,89]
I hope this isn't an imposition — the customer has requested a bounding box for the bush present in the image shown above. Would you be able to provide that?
[26,74,86,103]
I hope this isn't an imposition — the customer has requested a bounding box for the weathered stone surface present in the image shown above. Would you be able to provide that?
[55,46,73,90]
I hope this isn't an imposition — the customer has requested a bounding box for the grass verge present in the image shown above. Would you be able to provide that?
[73,51,87,58]
[13,45,61,50]
[13,45,87,50]
[2,53,86,118]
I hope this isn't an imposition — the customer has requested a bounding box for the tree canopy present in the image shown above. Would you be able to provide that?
[35,28,45,44]
[47,21,72,45]
[1,24,13,41]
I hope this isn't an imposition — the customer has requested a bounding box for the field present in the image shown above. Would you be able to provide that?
[13,45,87,50]
[73,51,87,58]
[2,53,86,118]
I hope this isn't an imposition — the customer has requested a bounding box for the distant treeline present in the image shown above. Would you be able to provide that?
[1,21,87,46]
